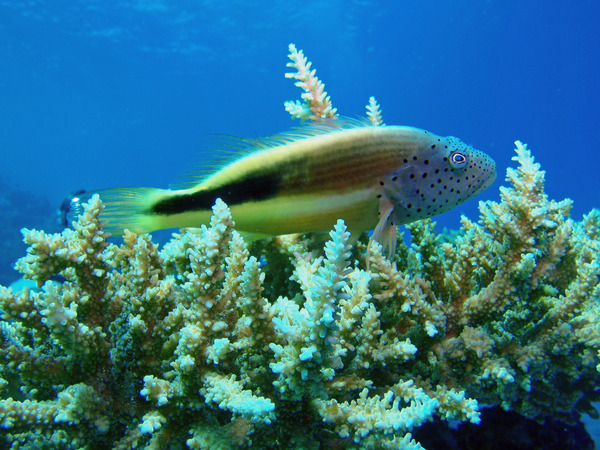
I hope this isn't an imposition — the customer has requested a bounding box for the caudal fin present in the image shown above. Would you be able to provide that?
[78,187,169,236]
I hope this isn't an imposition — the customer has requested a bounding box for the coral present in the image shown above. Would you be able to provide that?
[1,142,597,447]
[410,142,600,422]
[284,43,337,121]
[0,195,479,448]
[366,96,384,126]
[0,44,598,448]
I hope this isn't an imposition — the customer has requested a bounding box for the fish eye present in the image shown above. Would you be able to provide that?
[449,152,468,168]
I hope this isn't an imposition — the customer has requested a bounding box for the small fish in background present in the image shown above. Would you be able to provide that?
[57,189,87,228]
[81,119,496,257]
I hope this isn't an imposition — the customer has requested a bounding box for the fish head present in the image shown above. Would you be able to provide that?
[381,132,496,224]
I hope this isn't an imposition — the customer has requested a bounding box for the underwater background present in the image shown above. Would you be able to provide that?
[0,1,599,447]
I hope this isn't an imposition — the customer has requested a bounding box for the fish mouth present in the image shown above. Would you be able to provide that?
[475,160,497,194]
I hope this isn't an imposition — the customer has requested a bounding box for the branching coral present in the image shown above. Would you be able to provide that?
[2,141,596,448]
[394,142,600,422]
[284,43,337,121]
[0,44,598,448]
[0,195,470,448]
[366,96,384,126]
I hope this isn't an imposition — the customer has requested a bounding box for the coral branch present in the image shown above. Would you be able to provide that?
[284,43,337,121]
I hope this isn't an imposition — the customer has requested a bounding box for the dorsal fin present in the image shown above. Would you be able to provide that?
[170,117,375,190]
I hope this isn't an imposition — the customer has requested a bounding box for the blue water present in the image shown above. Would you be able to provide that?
[0,0,598,282]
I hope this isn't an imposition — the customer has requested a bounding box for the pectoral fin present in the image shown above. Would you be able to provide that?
[367,195,399,267]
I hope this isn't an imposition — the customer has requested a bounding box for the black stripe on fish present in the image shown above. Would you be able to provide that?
[151,171,282,215]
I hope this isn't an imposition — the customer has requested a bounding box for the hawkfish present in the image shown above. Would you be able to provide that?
[86,119,496,256]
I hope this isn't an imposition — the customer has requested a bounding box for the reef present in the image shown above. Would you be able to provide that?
[0,45,599,449]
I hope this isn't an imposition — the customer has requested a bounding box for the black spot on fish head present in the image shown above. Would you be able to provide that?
[380,132,496,224]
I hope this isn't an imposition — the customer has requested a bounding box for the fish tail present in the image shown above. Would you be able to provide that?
[84,187,171,235]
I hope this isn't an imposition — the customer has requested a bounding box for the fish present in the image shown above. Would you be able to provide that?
[87,119,496,257]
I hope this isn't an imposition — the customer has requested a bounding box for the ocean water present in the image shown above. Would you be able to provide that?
[0,0,599,445]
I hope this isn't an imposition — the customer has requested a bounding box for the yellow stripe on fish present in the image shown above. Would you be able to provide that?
[89,119,496,256]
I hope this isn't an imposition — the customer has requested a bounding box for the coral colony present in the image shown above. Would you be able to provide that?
[0,44,599,449]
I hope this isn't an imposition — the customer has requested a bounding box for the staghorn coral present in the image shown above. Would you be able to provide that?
[366,96,385,126]
[399,142,600,422]
[0,196,477,449]
[0,44,599,448]
[0,141,598,448]
[284,43,337,121]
